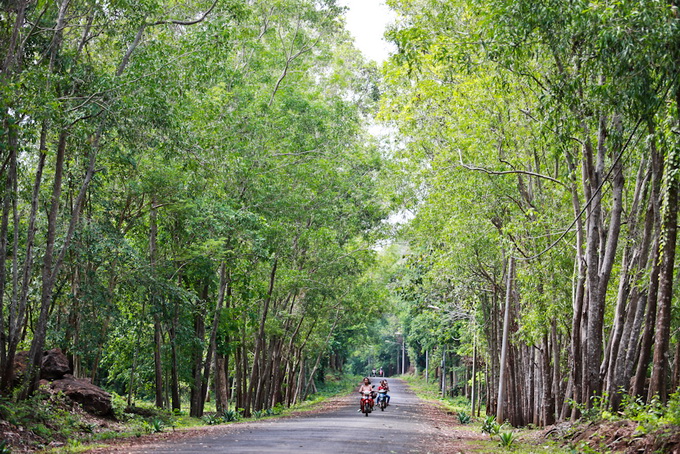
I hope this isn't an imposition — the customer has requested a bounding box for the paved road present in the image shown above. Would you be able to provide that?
[119,378,446,454]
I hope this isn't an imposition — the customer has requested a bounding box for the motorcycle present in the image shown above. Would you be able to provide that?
[377,390,388,411]
[360,390,374,416]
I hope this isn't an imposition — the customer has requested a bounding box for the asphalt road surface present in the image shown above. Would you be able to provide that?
[117,378,454,454]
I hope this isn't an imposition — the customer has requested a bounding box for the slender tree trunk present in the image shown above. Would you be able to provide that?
[672,338,680,393]
[0,126,16,369]
[632,238,661,397]
[497,256,514,423]
[19,130,67,399]
[1,0,29,74]
[631,123,663,398]
[170,296,181,411]
[195,262,229,416]
[566,149,586,417]
[248,259,277,410]
[647,139,679,401]
[303,312,340,399]
[149,200,164,408]
[190,283,208,417]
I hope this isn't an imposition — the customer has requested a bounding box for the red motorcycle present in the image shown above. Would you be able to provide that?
[360,390,374,416]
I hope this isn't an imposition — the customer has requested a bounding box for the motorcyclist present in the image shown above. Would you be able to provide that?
[358,377,375,411]
[376,379,391,406]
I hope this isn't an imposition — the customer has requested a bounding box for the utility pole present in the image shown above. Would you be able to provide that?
[441,348,446,396]
[425,349,429,383]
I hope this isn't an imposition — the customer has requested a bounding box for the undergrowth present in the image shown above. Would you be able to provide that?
[569,391,680,436]
[0,372,359,453]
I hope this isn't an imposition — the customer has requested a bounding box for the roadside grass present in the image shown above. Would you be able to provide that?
[399,374,573,454]
[400,373,480,417]
[473,438,573,453]
[43,373,360,453]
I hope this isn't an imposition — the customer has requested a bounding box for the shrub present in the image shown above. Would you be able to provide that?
[482,415,501,435]
[457,411,471,424]
[202,414,223,425]
[666,392,680,426]
[498,431,517,448]
[147,418,164,433]
[110,392,128,421]
[224,409,240,422]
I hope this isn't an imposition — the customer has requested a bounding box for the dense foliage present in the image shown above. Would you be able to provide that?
[3,0,680,434]
[0,0,389,417]
[381,0,680,426]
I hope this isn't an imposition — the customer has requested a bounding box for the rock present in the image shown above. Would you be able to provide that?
[37,379,50,391]
[51,375,113,417]
[40,348,70,380]
[11,351,29,385]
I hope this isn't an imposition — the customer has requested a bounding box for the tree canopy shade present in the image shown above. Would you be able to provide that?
[4,0,680,431]
[0,0,391,416]
[380,0,680,425]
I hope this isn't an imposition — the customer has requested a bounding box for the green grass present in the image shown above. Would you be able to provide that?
[401,373,480,416]
[473,438,574,453]
[401,374,574,454]
[48,373,359,453]
[0,373,362,454]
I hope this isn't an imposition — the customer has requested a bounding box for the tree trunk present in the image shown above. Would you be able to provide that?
[248,259,277,411]
[647,141,679,401]
[19,130,68,399]
[149,200,164,408]
[632,238,661,398]
[631,126,664,398]
[215,354,229,413]
[497,256,514,423]
[566,148,586,416]
[303,312,340,399]
[190,283,208,417]
[0,126,16,369]
[195,262,229,416]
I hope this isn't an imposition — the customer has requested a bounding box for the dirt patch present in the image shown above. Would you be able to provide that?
[397,383,486,453]
[418,404,487,453]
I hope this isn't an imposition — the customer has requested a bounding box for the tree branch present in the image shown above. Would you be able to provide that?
[457,149,567,187]
[148,0,220,26]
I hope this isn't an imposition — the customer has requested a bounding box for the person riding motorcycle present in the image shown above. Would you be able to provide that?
[358,377,375,411]
[376,379,390,406]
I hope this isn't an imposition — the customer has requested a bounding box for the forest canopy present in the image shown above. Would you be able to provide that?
[379,0,680,425]
[0,0,389,416]
[2,0,680,430]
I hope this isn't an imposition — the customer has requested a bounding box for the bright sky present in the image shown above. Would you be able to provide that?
[339,0,397,63]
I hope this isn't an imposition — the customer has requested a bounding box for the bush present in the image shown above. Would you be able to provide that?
[144,418,164,434]
[665,392,680,426]
[202,414,223,425]
[457,411,471,424]
[110,392,128,420]
[498,431,517,448]
[223,409,241,422]
[482,415,501,436]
